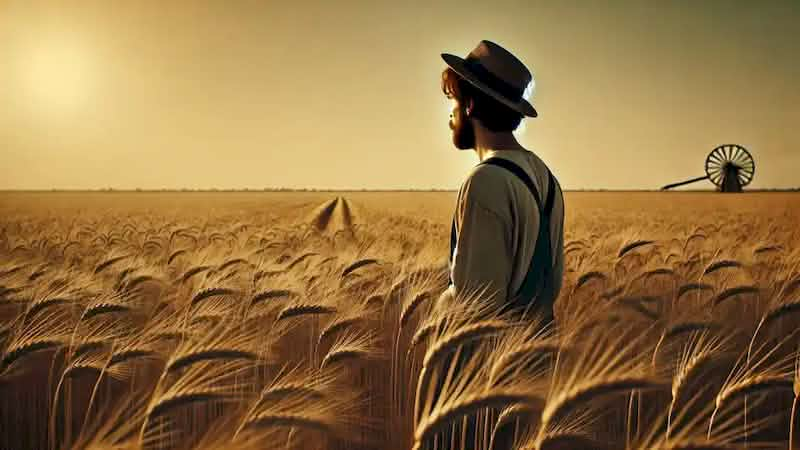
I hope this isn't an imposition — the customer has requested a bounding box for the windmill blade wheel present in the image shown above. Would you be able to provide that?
[705,144,755,189]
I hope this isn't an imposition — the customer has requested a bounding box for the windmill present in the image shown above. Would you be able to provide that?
[661,144,755,192]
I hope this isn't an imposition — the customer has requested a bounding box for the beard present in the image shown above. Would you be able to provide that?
[452,115,475,150]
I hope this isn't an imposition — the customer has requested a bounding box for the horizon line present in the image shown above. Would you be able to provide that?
[1,188,799,193]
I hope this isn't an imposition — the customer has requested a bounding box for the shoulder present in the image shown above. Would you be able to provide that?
[465,161,513,186]
[457,163,515,217]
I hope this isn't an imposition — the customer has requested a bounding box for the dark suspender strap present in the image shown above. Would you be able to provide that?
[449,219,456,270]
[482,158,543,212]
[448,157,557,318]
[544,168,557,219]
[514,168,556,318]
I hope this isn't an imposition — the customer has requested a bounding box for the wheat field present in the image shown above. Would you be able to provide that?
[1,191,799,450]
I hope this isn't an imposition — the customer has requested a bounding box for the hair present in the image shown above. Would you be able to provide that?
[441,67,524,132]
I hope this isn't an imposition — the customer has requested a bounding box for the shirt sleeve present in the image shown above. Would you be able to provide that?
[450,186,514,308]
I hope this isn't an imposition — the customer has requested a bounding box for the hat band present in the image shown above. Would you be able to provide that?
[464,56,526,103]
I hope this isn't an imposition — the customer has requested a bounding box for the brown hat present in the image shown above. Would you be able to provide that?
[441,40,537,118]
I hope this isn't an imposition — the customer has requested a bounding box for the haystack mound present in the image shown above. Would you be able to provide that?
[308,196,360,234]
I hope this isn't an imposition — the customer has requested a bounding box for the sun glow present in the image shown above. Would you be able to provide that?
[514,79,535,137]
[522,78,535,101]
[514,118,527,136]
[19,37,93,116]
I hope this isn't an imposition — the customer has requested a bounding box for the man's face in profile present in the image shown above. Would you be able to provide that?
[448,97,475,150]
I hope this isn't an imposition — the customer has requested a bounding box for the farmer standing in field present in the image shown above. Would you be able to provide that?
[420,40,566,450]
[441,40,565,326]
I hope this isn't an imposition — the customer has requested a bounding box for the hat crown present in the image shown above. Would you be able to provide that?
[440,39,538,117]
[467,40,532,93]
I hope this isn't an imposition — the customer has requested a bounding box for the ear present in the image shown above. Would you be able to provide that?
[465,98,475,116]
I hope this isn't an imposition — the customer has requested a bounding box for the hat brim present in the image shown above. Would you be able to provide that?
[441,53,538,118]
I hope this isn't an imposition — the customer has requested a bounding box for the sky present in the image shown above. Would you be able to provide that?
[0,0,798,190]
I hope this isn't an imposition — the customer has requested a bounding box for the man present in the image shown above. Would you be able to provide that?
[441,40,565,325]
[420,39,565,450]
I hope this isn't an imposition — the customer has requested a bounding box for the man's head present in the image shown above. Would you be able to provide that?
[440,40,537,150]
[441,67,525,150]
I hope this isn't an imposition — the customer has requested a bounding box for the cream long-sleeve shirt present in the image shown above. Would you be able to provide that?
[447,149,565,314]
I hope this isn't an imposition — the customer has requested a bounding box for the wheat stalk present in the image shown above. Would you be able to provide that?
[180,265,212,283]
[190,287,238,307]
[250,289,298,307]
[167,249,188,265]
[341,258,379,278]
[652,321,719,366]
[540,326,665,440]
[676,283,714,301]
[709,333,796,437]
[320,331,380,369]
[399,291,432,329]
[285,252,318,271]
[414,390,541,450]
[94,254,131,274]
[236,369,363,443]
[318,315,363,346]
[711,285,759,306]
[140,360,252,445]
[619,239,656,258]
[276,303,336,322]
[575,271,607,289]
[422,320,510,370]
[165,321,262,372]
[1,308,73,377]
[702,260,742,276]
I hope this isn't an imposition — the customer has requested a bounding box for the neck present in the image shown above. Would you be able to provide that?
[471,120,526,161]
